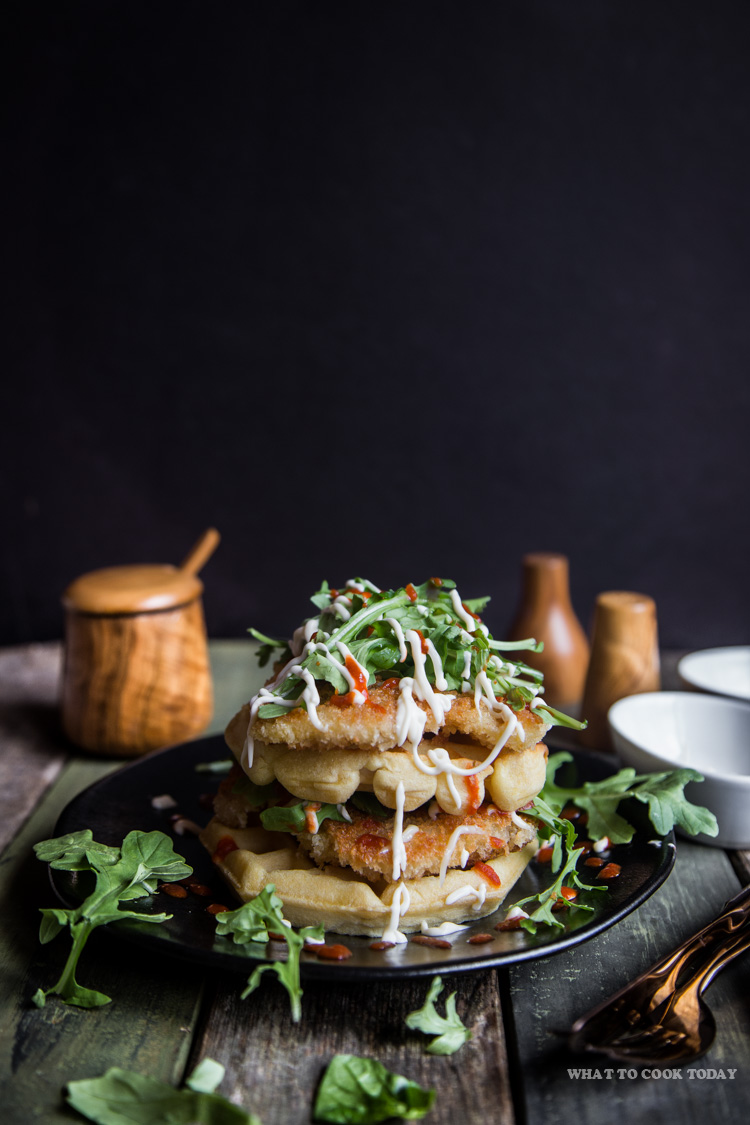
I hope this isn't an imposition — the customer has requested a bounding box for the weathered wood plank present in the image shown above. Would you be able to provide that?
[507,841,750,1125]
[191,967,515,1125]
[0,756,205,1122]
[0,643,67,853]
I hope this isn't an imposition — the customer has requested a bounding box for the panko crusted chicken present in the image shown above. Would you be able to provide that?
[201,578,584,941]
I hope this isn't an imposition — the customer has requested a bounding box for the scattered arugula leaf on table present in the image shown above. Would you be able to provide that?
[405,975,471,1055]
[214,884,324,1022]
[33,829,191,1009]
[66,1058,262,1125]
[313,1055,434,1124]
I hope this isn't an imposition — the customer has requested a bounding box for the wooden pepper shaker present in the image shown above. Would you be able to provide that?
[61,529,219,756]
[579,590,661,750]
[506,553,590,710]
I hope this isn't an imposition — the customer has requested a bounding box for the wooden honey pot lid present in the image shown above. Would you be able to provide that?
[62,528,220,616]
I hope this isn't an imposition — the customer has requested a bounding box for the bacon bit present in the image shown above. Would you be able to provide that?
[473,862,501,887]
[496,917,523,931]
[303,942,323,953]
[304,803,321,833]
[186,882,213,896]
[405,583,418,602]
[559,886,578,901]
[598,862,622,880]
[411,934,452,949]
[267,931,287,942]
[207,903,230,914]
[576,841,593,855]
[467,933,494,945]
[369,940,396,951]
[584,856,605,868]
[489,836,506,849]
[535,844,554,864]
[160,883,188,898]
[465,774,482,812]
[314,943,352,961]
[212,835,239,862]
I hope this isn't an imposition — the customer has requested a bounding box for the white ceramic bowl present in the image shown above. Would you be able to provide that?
[608,691,750,849]
[677,646,750,702]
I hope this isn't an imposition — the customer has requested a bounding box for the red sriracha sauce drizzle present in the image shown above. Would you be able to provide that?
[330,654,369,707]
[212,835,239,863]
[473,861,502,887]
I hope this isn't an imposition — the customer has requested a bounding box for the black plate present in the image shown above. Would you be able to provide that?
[50,737,675,980]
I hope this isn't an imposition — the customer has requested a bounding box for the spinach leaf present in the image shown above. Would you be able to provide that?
[313,1055,434,1124]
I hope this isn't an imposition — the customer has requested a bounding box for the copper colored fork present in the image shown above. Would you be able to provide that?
[568,884,750,1064]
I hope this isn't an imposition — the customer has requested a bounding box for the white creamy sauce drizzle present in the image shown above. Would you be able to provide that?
[382,882,411,944]
[329,599,352,620]
[450,589,477,632]
[385,617,408,662]
[445,883,487,910]
[459,847,470,868]
[438,825,484,885]
[304,617,320,641]
[337,803,352,823]
[401,825,419,843]
[505,905,529,921]
[420,920,468,937]
[461,650,473,692]
[391,782,407,880]
[510,811,529,832]
[410,698,517,782]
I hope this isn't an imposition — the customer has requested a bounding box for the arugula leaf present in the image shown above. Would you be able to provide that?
[260,801,348,834]
[66,1059,262,1124]
[249,578,586,731]
[510,800,604,934]
[231,775,280,810]
[33,830,191,1009]
[405,976,471,1055]
[215,885,324,1022]
[313,1055,434,1124]
[349,793,391,819]
[541,751,718,843]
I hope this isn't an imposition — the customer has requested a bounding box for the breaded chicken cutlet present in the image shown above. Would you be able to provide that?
[201,577,584,939]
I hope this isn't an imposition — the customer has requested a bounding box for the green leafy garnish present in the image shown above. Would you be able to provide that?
[195,759,234,773]
[313,1055,434,1124]
[33,830,191,1009]
[349,792,392,819]
[252,577,585,731]
[260,801,348,834]
[405,975,472,1055]
[214,884,324,1022]
[66,1058,262,1124]
[505,752,719,934]
[540,751,719,843]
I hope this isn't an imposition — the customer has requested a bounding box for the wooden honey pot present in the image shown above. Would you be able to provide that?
[61,529,220,756]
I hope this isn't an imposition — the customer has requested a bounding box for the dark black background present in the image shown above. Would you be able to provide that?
[3,1,749,649]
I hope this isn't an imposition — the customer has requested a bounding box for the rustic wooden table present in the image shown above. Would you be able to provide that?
[1,642,748,1124]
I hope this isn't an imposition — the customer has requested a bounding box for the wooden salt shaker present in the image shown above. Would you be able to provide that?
[507,552,590,710]
[579,590,661,750]
[61,529,220,756]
